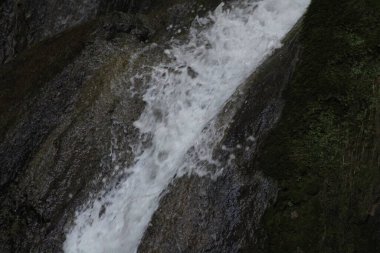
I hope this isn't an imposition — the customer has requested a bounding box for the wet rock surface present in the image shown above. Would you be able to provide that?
[255,0,380,252]
[0,14,148,252]
[0,0,378,252]
[0,0,99,64]
[0,0,223,63]
[139,28,302,253]
[0,1,224,252]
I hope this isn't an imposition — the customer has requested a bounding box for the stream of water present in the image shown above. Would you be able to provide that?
[64,0,310,252]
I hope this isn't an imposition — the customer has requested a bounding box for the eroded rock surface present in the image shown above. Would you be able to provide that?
[139,28,302,253]
[1,0,378,253]
[0,1,224,252]
[0,0,223,63]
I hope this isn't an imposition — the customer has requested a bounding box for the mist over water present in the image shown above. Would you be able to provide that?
[63,0,310,252]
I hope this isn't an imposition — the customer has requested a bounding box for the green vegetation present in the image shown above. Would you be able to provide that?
[258,0,380,252]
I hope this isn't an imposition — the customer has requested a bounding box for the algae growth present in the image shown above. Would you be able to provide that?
[258,0,380,252]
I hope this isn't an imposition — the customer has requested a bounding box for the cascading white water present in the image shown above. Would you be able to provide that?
[63,0,310,252]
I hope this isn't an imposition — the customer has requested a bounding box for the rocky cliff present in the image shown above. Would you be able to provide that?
[0,0,219,63]
[256,0,380,252]
[0,0,378,252]
[0,0,224,251]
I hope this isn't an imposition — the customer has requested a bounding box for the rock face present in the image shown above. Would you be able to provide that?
[0,0,99,63]
[0,0,223,252]
[0,0,223,63]
[0,0,378,253]
[0,13,148,252]
[0,0,154,63]
[138,28,302,252]
[255,0,380,252]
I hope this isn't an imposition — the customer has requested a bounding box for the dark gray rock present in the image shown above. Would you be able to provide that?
[0,0,224,64]
[138,26,302,253]
[0,11,159,253]
[0,0,100,63]
[0,1,226,252]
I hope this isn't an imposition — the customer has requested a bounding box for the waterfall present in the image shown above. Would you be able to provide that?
[63,0,310,252]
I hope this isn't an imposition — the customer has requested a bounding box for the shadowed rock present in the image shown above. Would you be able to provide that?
[138,25,302,253]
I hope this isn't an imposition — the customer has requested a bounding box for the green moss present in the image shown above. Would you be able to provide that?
[259,0,380,252]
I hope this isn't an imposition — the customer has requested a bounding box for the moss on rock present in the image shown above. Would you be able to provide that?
[258,0,380,252]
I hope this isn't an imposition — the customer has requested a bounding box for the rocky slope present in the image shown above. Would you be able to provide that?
[0,0,223,251]
[0,0,219,63]
[0,0,378,252]
[255,0,380,252]
[138,26,302,252]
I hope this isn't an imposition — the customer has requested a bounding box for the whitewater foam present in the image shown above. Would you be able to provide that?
[63,0,310,252]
